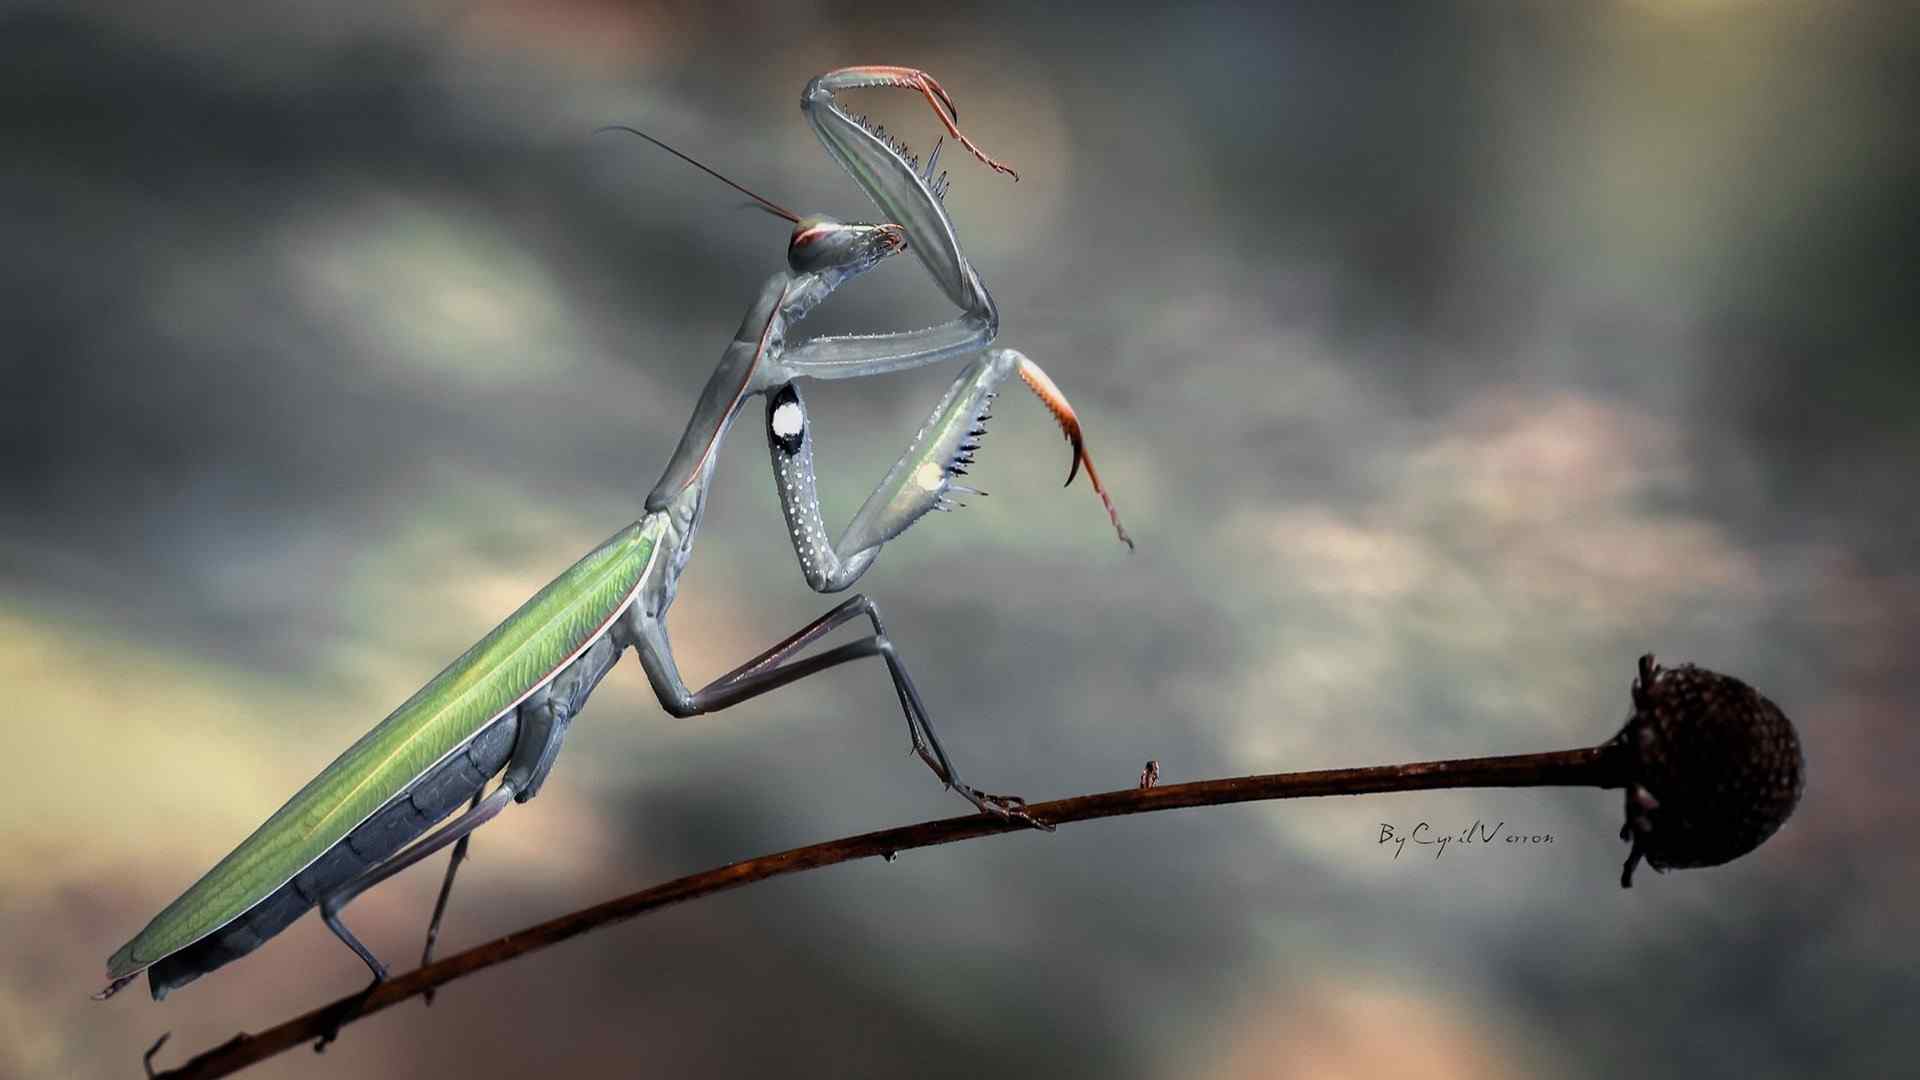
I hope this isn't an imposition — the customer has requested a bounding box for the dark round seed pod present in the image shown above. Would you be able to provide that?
[1614,654,1805,887]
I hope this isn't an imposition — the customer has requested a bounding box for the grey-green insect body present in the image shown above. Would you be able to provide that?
[99,67,1129,1012]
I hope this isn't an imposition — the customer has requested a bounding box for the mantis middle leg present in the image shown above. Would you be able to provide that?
[624,599,1048,828]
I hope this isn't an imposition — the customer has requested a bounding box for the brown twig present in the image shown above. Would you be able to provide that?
[150,742,1629,1079]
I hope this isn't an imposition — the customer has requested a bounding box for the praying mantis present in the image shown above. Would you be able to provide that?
[95,66,1130,1017]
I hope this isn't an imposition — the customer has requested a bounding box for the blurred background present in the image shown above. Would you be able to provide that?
[4,1,1915,1076]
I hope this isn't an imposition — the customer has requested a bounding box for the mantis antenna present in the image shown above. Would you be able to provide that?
[595,124,801,223]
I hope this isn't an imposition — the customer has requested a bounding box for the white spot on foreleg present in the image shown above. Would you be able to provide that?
[771,400,804,440]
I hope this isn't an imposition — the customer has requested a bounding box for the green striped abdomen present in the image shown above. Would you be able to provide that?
[107,517,661,981]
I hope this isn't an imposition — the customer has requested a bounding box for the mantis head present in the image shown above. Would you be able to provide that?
[787,216,907,275]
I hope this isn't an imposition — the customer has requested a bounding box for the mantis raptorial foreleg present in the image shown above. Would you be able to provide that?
[767,349,1130,600]
[781,69,1130,557]
[801,66,1016,312]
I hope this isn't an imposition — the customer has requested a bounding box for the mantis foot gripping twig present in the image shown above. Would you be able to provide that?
[311,977,380,1053]
[963,789,1052,832]
[907,737,1054,832]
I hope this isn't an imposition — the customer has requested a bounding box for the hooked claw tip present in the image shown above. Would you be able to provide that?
[1062,428,1085,486]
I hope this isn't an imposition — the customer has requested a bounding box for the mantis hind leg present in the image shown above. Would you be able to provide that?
[315,633,618,1044]
[418,789,480,1000]
[312,781,518,1048]
[415,633,619,991]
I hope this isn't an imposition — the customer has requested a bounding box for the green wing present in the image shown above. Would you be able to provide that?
[107,517,661,979]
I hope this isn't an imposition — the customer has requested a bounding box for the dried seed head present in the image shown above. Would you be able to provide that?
[1615,654,1805,887]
